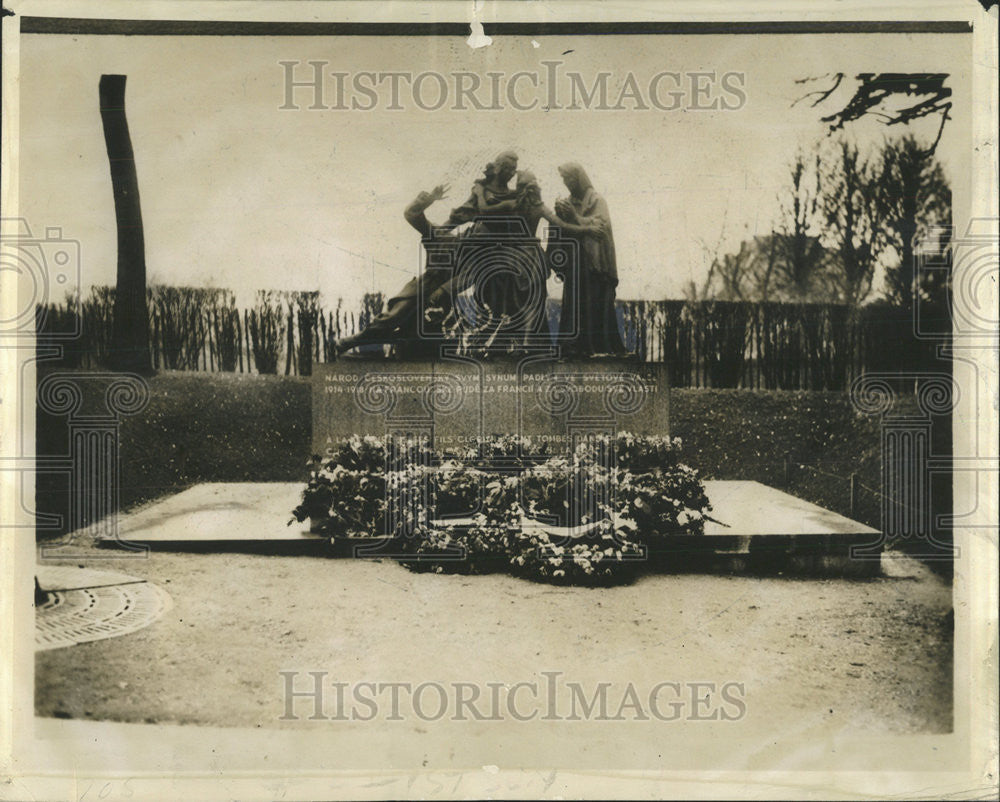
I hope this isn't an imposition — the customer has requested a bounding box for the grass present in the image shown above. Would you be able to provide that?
[35,371,311,526]
[672,390,888,526]
[35,369,950,574]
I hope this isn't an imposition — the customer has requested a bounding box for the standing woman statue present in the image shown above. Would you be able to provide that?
[554,162,627,356]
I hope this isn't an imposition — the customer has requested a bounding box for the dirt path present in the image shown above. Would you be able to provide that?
[36,538,952,747]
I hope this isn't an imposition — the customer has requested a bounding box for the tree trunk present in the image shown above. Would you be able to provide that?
[100,74,152,375]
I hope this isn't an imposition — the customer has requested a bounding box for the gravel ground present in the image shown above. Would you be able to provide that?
[35,540,952,740]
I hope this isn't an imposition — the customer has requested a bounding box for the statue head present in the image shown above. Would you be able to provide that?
[515,169,539,190]
[487,150,519,184]
[558,162,593,198]
[515,170,542,206]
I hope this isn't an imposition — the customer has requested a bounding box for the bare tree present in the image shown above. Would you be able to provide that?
[795,72,952,153]
[776,71,955,309]
[694,153,832,304]
[769,152,839,302]
[100,74,152,374]
[709,241,759,301]
[875,134,952,307]
[695,231,812,304]
[747,233,782,302]
[687,211,758,302]
[683,239,717,302]
[819,139,886,305]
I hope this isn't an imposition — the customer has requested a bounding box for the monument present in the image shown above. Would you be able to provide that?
[317,154,657,452]
[94,152,882,578]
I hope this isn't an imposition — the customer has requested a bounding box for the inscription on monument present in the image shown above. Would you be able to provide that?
[312,358,669,455]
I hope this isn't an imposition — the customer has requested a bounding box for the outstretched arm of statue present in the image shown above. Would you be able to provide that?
[482,197,521,212]
[403,184,450,236]
[442,184,487,230]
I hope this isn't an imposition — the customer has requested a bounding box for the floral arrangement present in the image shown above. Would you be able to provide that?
[510,519,645,585]
[575,434,712,538]
[291,434,433,537]
[291,433,711,585]
[400,514,517,575]
[431,459,488,517]
[615,462,711,537]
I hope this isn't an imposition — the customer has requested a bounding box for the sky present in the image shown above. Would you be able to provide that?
[18,31,970,309]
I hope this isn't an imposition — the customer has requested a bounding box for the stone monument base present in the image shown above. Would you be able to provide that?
[312,355,669,455]
[92,481,883,577]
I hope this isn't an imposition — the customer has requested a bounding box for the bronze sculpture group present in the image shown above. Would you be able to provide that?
[335,151,626,358]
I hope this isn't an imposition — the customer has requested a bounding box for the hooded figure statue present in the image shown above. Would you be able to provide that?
[554,162,627,356]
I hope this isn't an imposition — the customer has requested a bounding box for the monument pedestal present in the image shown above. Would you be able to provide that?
[312,356,669,455]
[93,480,882,577]
[88,356,884,577]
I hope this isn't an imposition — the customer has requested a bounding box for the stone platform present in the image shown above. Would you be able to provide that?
[313,356,669,455]
[93,481,882,576]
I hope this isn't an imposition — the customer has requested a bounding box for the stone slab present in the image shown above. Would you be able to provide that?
[96,480,877,544]
[106,482,319,543]
[312,357,669,455]
[702,480,879,536]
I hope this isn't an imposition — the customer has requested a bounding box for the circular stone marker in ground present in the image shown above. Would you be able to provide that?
[35,565,173,651]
